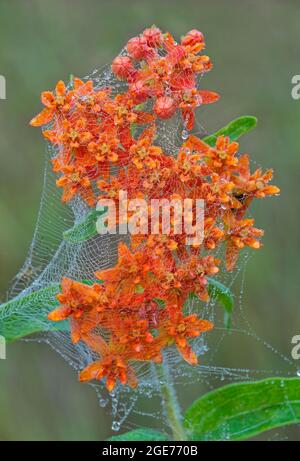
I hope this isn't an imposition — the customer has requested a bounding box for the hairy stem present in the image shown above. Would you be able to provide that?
[155,362,187,441]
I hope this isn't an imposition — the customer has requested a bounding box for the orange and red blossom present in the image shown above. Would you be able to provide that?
[48,241,219,390]
[40,27,279,392]
[126,35,155,61]
[129,126,162,169]
[55,164,95,206]
[30,80,73,127]
[79,353,138,392]
[48,278,102,343]
[30,27,219,206]
[95,242,154,293]
[161,311,214,365]
[78,335,138,392]
[224,212,264,271]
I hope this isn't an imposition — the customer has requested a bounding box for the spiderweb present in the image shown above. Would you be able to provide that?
[2,43,299,442]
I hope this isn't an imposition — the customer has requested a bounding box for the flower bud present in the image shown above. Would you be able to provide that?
[181,29,205,47]
[111,56,135,80]
[154,96,177,119]
[127,36,152,60]
[143,26,163,47]
[130,80,150,103]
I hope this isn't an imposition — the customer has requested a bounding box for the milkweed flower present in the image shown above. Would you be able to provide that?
[48,277,103,343]
[30,80,72,127]
[31,27,279,392]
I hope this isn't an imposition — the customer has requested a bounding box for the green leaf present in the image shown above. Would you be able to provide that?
[207,277,234,329]
[81,279,103,286]
[135,284,145,293]
[63,208,107,244]
[109,428,168,441]
[153,298,165,308]
[131,103,146,138]
[188,279,234,329]
[0,284,68,342]
[203,116,257,146]
[184,377,300,441]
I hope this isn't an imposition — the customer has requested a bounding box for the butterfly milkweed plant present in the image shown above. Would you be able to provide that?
[3,26,300,442]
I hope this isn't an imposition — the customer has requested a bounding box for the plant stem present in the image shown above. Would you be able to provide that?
[155,362,187,441]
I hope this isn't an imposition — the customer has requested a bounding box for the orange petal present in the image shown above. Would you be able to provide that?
[70,317,81,344]
[95,267,116,283]
[225,240,240,271]
[30,108,54,127]
[198,319,214,333]
[127,367,138,389]
[177,344,198,365]
[138,124,156,141]
[81,332,109,355]
[106,375,116,392]
[118,242,131,258]
[55,80,66,96]
[43,130,57,143]
[198,90,220,104]
[61,277,73,291]
[119,125,133,149]
[48,305,72,321]
[61,186,76,203]
[135,111,156,124]
[41,91,55,108]
[181,108,194,130]
[263,185,280,196]
[163,31,176,51]
[80,187,95,207]
[81,310,101,335]
[79,362,103,382]
[73,77,84,89]
[184,134,209,153]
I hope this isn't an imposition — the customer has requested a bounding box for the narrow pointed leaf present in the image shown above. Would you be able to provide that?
[203,116,257,146]
[188,279,234,329]
[63,208,107,244]
[184,377,300,441]
[207,277,234,329]
[0,284,68,342]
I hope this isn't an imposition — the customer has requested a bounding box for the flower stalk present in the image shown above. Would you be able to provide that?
[155,362,187,441]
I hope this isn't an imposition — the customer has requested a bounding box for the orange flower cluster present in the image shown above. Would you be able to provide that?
[30,26,218,206]
[31,27,279,392]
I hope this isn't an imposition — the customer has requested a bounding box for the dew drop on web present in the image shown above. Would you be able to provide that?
[181,129,189,140]
[111,421,121,432]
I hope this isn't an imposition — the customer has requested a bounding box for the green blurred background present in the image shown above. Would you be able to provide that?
[0,0,300,440]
